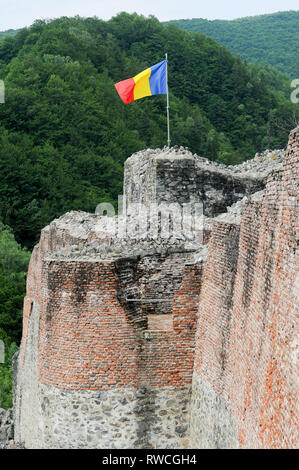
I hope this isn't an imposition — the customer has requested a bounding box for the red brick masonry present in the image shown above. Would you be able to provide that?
[194,127,298,448]
[28,260,200,390]
[18,127,298,448]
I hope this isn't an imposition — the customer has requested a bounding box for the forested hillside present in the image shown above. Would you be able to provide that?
[0,14,298,407]
[164,11,299,77]
[0,13,297,249]
[0,30,18,40]
[0,223,30,408]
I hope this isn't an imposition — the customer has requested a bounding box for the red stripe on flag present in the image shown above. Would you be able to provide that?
[114,77,135,104]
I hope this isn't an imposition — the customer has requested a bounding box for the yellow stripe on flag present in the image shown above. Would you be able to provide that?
[133,68,152,101]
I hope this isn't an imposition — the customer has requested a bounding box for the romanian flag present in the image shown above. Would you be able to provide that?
[114,60,167,104]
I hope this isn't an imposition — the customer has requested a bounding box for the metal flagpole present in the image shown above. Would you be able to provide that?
[165,53,170,147]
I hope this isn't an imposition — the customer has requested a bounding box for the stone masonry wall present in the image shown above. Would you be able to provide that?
[13,133,296,449]
[124,147,283,217]
[115,252,189,321]
[15,244,201,448]
[190,127,298,449]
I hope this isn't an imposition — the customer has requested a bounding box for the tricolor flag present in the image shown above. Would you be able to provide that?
[114,60,167,104]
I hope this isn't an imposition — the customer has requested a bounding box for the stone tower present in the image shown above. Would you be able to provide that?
[13,135,298,449]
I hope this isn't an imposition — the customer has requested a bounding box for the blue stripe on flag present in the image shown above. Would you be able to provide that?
[149,60,167,96]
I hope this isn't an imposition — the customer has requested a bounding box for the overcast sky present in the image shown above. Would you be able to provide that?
[0,0,298,30]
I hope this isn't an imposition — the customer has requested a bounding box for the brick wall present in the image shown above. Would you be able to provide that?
[15,128,297,449]
[115,252,189,320]
[37,257,199,390]
[190,126,298,448]
[16,243,201,447]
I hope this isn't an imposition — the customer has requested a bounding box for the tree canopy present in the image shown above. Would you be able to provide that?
[0,13,297,250]
[164,11,299,78]
[0,222,30,408]
[0,29,18,41]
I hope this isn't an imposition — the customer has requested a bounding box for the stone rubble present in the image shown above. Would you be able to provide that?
[46,211,207,262]
[128,146,284,178]
[42,145,284,264]
[0,408,14,449]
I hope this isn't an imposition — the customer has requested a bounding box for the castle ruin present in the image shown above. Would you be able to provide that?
[10,127,299,449]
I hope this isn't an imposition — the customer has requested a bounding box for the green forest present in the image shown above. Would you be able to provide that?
[0,13,298,408]
[165,10,299,77]
[0,30,17,41]
[0,223,30,408]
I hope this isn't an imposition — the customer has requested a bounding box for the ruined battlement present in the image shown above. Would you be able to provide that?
[124,146,284,216]
[11,132,298,449]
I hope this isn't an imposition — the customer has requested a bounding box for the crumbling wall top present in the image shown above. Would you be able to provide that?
[124,146,284,216]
